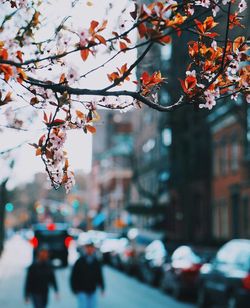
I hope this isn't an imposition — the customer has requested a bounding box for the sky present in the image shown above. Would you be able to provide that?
[0,0,136,189]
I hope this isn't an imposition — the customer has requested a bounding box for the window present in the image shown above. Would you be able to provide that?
[162,128,172,147]
[242,196,250,236]
[213,199,229,238]
[161,44,172,61]
[231,139,239,171]
[220,199,229,238]
[219,140,227,175]
[213,142,219,176]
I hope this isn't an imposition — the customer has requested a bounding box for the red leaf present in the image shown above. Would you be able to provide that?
[159,35,171,44]
[123,36,131,44]
[194,19,204,33]
[107,72,119,82]
[179,78,188,93]
[49,119,65,127]
[80,49,89,61]
[0,48,8,60]
[89,20,99,34]
[119,41,127,51]
[205,32,218,38]
[130,3,138,20]
[85,124,96,134]
[95,34,106,45]
[138,23,147,38]
[16,50,23,62]
[38,134,45,147]
[140,71,150,85]
[43,112,48,123]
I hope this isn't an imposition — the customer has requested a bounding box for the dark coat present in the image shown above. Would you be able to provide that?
[24,261,58,298]
[70,255,105,294]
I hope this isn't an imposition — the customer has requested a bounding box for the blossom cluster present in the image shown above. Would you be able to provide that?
[37,126,75,193]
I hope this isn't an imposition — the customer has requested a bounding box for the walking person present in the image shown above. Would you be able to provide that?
[70,240,105,308]
[24,247,59,308]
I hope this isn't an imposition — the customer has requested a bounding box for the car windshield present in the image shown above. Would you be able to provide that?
[216,241,250,271]
[35,230,67,245]
[172,246,201,263]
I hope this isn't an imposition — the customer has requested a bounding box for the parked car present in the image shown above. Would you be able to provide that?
[121,229,166,275]
[160,245,211,299]
[138,239,169,286]
[109,237,130,268]
[100,237,125,264]
[29,223,73,267]
[197,239,250,308]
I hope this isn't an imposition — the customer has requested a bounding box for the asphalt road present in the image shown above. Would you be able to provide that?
[0,235,195,308]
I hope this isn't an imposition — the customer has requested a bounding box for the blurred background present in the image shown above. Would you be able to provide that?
[0,0,250,308]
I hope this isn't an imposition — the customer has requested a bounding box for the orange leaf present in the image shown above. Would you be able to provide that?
[0,64,13,81]
[203,16,218,32]
[76,110,85,119]
[64,158,69,170]
[80,49,89,61]
[138,23,147,38]
[85,124,96,134]
[95,34,106,45]
[179,78,188,93]
[98,20,108,32]
[159,35,171,44]
[16,50,23,62]
[118,63,128,75]
[194,19,204,33]
[107,72,119,82]
[140,71,150,85]
[36,148,42,156]
[0,48,8,60]
[59,73,66,83]
[185,75,197,90]
[119,41,127,51]
[233,36,245,53]
[3,91,12,104]
[89,20,99,34]
[16,68,27,84]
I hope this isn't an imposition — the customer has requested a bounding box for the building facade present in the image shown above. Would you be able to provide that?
[209,102,250,241]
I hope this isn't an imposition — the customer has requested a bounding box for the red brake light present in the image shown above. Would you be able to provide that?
[29,237,38,248]
[181,263,202,273]
[125,248,134,257]
[242,274,250,291]
[64,236,73,248]
[47,223,56,231]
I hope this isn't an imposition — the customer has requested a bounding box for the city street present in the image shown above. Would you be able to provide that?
[0,235,195,308]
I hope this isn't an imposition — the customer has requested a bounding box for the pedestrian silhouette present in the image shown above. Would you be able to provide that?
[70,240,105,308]
[24,247,59,308]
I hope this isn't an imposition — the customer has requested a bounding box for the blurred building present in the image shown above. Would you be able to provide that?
[209,101,250,241]
[91,111,133,231]
[91,1,249,246]
[128,1,212,244]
